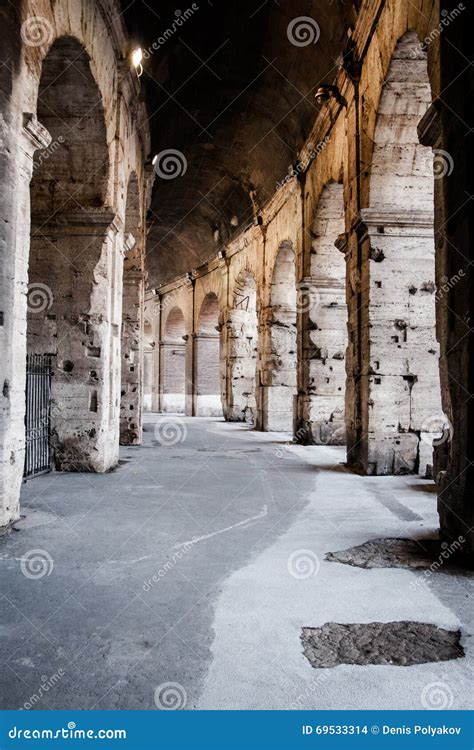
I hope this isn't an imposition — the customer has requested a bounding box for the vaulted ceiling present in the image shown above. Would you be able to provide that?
[121,0,357,286]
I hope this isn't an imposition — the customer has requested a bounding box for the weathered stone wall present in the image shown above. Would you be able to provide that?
[299,182,347,445]
[195,293,222,417]
[0,0,150,524]
[355,31,442,477]
[127,0,471,550]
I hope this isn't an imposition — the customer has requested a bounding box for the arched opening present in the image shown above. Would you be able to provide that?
[356,30,442,477]
[120,172,144,445]
[225,270,258,424]
[258,241,297,431]
[143,319,155,412]
[161,306,186,413]
[299,183,347,445]
[27,36,113,474]
[195,293,222,416]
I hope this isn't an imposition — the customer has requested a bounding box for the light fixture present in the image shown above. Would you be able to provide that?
[132,48,144,77]
[314,84,346,107]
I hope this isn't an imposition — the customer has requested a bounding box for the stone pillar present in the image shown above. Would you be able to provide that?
[299,275,347,444]
[348,209,442,476]
[225,307,258,423]
[257,306,296,432]
[151,302,161,413]
[185,280,195,417]
[28,210,120,472]
[418,2,474,553]
[218,257,230,418]
[120,241,145,445]
[0,114,51,525]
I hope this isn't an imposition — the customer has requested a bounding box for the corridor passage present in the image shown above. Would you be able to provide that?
[0,417,472,710]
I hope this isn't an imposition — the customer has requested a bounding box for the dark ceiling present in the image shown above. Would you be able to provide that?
[120,0,356,286]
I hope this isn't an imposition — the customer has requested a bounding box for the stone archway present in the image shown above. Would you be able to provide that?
[120,172,145,445]
[161,307,186,413]
[195,293,222,417]
[225,270,258,423]
[28,35,114,473]
[299,183,347,444]
[352,30,442,477]
[258,241,297,432]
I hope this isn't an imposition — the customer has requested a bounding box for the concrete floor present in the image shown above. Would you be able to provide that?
[0,416,472,710]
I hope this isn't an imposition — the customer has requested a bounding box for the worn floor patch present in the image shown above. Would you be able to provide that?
[301,622,464,668]
[326,537,472,573]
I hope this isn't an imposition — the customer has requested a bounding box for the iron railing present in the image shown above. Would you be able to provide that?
[24,354,52,478]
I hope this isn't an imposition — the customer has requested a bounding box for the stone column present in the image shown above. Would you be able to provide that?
[257,306,296,432]
[0,114,51,525]
[218,256,230,419]
[298,274,347,444]
[151,300,161,413]
[419,18,474,553]
[225,307,258,423]
[348,209,442,476]
[28,210,120,472]
[185,279,195,417]
[120,247,145,445]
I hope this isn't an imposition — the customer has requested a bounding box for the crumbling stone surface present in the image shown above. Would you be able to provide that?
[326,538,473,573]
[301,622,464,668]
[0,0,151,524]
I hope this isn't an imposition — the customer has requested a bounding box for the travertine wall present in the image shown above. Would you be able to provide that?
[299,182,347,445]
[145,0,473,551]
[0,0,151,524]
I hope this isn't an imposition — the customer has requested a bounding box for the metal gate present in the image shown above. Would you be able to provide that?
[24,354,53,479]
